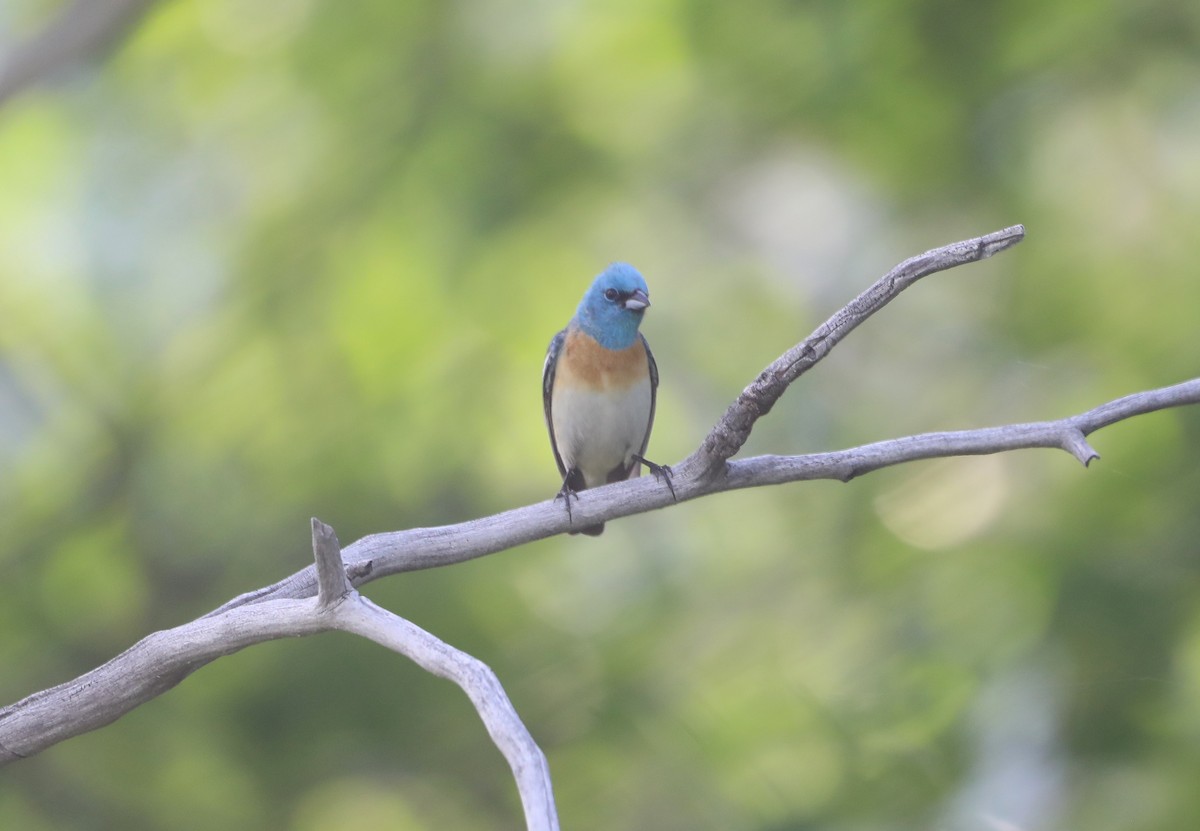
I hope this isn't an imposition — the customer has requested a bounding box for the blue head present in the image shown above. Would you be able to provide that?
[573,263,651,350]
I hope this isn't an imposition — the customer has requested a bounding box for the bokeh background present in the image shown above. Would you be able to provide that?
[2,1,1199,829]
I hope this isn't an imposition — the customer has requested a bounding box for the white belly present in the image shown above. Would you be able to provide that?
[551,379,652,488]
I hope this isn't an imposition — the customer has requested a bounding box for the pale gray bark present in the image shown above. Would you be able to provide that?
[2,226,1197,831]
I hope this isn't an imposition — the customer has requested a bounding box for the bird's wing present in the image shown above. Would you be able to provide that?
[637,332,658,466]
[543,328,568,479]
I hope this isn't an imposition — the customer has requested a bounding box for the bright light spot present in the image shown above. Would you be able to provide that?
[874,455,1009,550]
[716,148,887,301]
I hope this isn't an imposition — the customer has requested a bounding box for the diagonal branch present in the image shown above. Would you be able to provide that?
[685,224,1027,477]
[0,517,557,830]
[0,0,163,108]
[314,521,558,830]
[2,227,1198,826]
[218,375,1196,594]
[197,224,1033,610]
[334,599,559,830]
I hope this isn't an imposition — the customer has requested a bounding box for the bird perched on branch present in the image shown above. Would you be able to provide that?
[542,263,673,535]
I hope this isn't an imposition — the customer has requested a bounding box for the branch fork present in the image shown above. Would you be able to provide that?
[308,519,560,831]
[4,226,1200,831]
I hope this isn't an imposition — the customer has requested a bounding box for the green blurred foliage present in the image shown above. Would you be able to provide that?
[2,0,1199,828]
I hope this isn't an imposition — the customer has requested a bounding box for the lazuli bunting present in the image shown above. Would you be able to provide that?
[542,263,672,536]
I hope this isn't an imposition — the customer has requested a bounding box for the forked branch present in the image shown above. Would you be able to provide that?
[0,520,558,831]
[2,226,1198,831]
[686,224,1027,476]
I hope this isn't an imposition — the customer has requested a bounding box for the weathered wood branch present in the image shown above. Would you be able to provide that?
[332,596,558,830]
[0,520,558,830]
[2,226,1197,831]
[228,375,1194,594]
[686,223,1028,476]
[313,520,559,831]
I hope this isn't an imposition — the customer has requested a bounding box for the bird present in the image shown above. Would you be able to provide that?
[542,263,673,536]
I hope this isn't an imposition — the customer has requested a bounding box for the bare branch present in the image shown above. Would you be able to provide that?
[333,600,559,831]
[194,225,1032,611]
[217,376,1193,595]
[1060,429,1100,466]
[1,520,557,830]
[0,599,323,764]
[3,226,1197,830]
[0,0,162,108]
[319,523,557,829]
[719,376,1200,487]
[311,517,351,607]
[685,224,1027,477]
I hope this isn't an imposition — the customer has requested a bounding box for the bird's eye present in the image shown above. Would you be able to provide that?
[603,288,619,301]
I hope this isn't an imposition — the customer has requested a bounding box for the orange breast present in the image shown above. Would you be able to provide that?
[556,329,648,390]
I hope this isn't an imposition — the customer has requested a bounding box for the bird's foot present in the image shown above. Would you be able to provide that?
[556,478,603,535]
[554,482,580,523]
[635,455,676,502]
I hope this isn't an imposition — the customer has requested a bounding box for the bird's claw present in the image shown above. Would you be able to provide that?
[635,455,677,502]
[555,479,581,524]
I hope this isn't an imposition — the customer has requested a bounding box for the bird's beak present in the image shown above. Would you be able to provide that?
[623,289,650,311]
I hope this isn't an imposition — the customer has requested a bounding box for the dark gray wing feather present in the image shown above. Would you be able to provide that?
[634,332,658,474]
[542,329,568,479]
